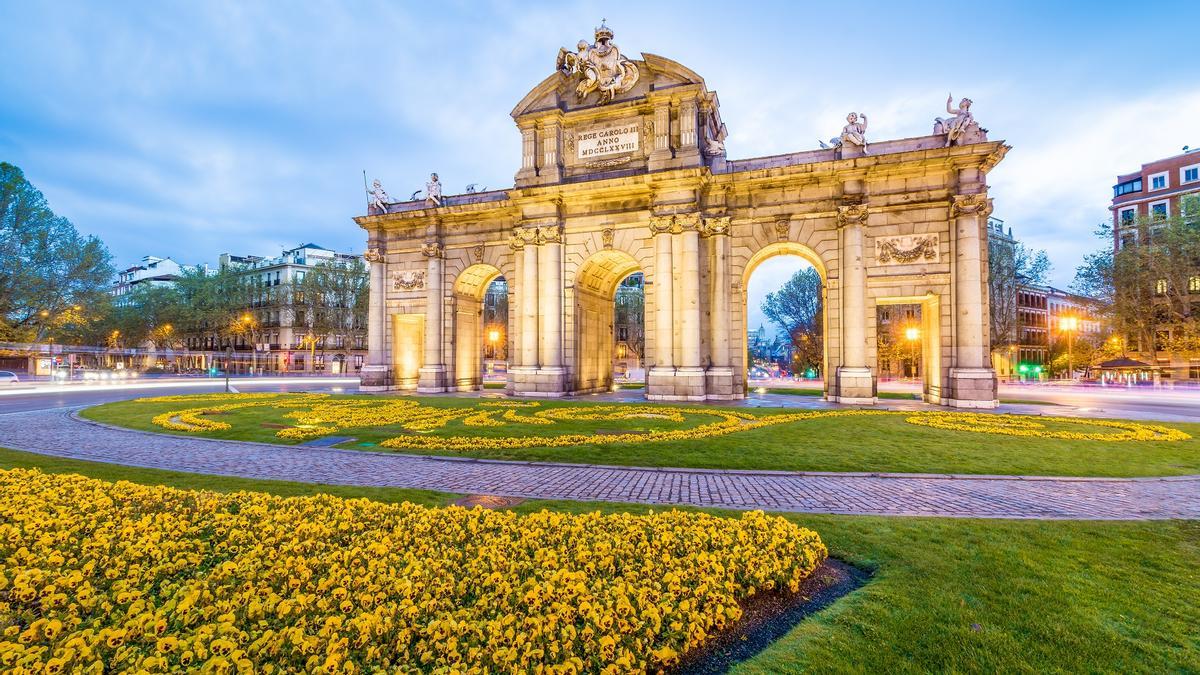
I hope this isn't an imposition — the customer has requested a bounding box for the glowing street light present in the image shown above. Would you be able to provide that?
[904,326,920,379]
[1059,316,1079,380]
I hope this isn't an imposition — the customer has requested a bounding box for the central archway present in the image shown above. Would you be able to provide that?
[572,249,643,393]
[740,242,829,393]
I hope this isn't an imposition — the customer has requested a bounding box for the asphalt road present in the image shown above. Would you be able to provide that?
[2,377,1197,422]
[0,378,360,414]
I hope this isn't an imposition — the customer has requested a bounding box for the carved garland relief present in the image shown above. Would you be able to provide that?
[392,270,426,291]
[875,234,940,265]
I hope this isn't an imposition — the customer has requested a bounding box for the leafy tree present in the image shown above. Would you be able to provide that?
[0,162,114,342]
[988,235,1050,351]
[761,267,823,372]
[1073,214,1200,361]
[294,259,368,364]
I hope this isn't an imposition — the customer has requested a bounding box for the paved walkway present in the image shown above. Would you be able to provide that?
[1,407,1197,520]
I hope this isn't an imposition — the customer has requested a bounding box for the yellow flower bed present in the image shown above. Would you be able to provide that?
[134,394,1191,450]
[0,469,827,673]
[903,412,1191,442]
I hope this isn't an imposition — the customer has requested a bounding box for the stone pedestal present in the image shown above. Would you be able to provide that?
[359,364,391,391]
[946,367,998,408]
[646,367,707,401]
[830,366,876,404]
[704,366,736,400]
[417,365,447,393]
[509,366,567,397]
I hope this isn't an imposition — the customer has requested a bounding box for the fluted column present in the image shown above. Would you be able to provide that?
[417,241,447,392]
[538,228,564,370]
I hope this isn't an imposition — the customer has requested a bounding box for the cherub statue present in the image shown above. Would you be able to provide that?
[425,173,443,206]
[840,112,869,154]
[934,94,975,147]
[367,179,390,213]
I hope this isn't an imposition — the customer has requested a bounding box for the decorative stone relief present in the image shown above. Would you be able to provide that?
[420,242,444,258]
[601,227,614,249]
[363,247,384,263]
[836,204,869,227]
[774,218,790,241]
[875,234,940,265]
[392,270,426,291]
[471,244,484,263]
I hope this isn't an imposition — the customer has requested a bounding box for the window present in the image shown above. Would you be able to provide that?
[1150,201,1169,219]
[1183,195,1200,223]
[1119,208,1136,225]
[1155,279,1168,295]
[1182,165,1200,184]
[1149,172,1168,191]
[1119,231,1135,249]
[1190,276,1200,293]
[1113,178,1142,197]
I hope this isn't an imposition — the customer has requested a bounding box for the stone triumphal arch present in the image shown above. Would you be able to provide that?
[357,24,1007,407]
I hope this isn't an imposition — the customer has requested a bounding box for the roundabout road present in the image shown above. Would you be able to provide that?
[0,406,1196,520]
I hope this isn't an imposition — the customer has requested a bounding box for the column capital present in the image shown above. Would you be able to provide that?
[363,246,385,263]
[950,193,991,218]
[420,242,444,258]
[699,215,731,237]
[649,214,675,236]
[676,212,701,232]
[836,204,868,228]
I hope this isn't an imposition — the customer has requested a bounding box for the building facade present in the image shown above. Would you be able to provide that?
[356,25,1007,407]
[1111,147,1200,249]
[111,256,208,304]
[183,243,368,374]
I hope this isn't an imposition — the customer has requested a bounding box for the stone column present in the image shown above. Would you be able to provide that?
[540,124,562,183]
[678,215,702,369]
[537,227,566,392]
[647,216,675,399]
[703,217,735,399]
[417,241,447,392]
[360,242,391,390]
[947,193,998,408]
[519,233,539,368]
[678,99,699,161]
[832,205,876,403]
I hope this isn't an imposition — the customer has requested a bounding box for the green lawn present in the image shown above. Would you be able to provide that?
[1,446,1195,673]
[80,394,1200,477]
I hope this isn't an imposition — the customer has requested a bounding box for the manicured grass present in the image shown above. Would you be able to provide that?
[2,446,1195,672]
[81,394,1200,477]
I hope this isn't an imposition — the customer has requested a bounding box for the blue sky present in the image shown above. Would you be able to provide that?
[3,0,1199,332]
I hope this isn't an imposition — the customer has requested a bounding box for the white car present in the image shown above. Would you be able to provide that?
[0,371,19,384]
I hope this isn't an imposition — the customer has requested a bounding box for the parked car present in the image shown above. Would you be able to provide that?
[0,370,19,384]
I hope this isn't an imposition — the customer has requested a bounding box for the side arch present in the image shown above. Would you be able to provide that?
[451,263,505,391]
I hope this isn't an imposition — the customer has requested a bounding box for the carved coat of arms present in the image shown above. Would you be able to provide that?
[556,22,640,104]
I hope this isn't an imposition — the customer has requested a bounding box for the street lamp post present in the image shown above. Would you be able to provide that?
[1059,316,1078,380]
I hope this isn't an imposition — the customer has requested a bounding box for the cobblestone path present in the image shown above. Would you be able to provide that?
[1,407,1196,520]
